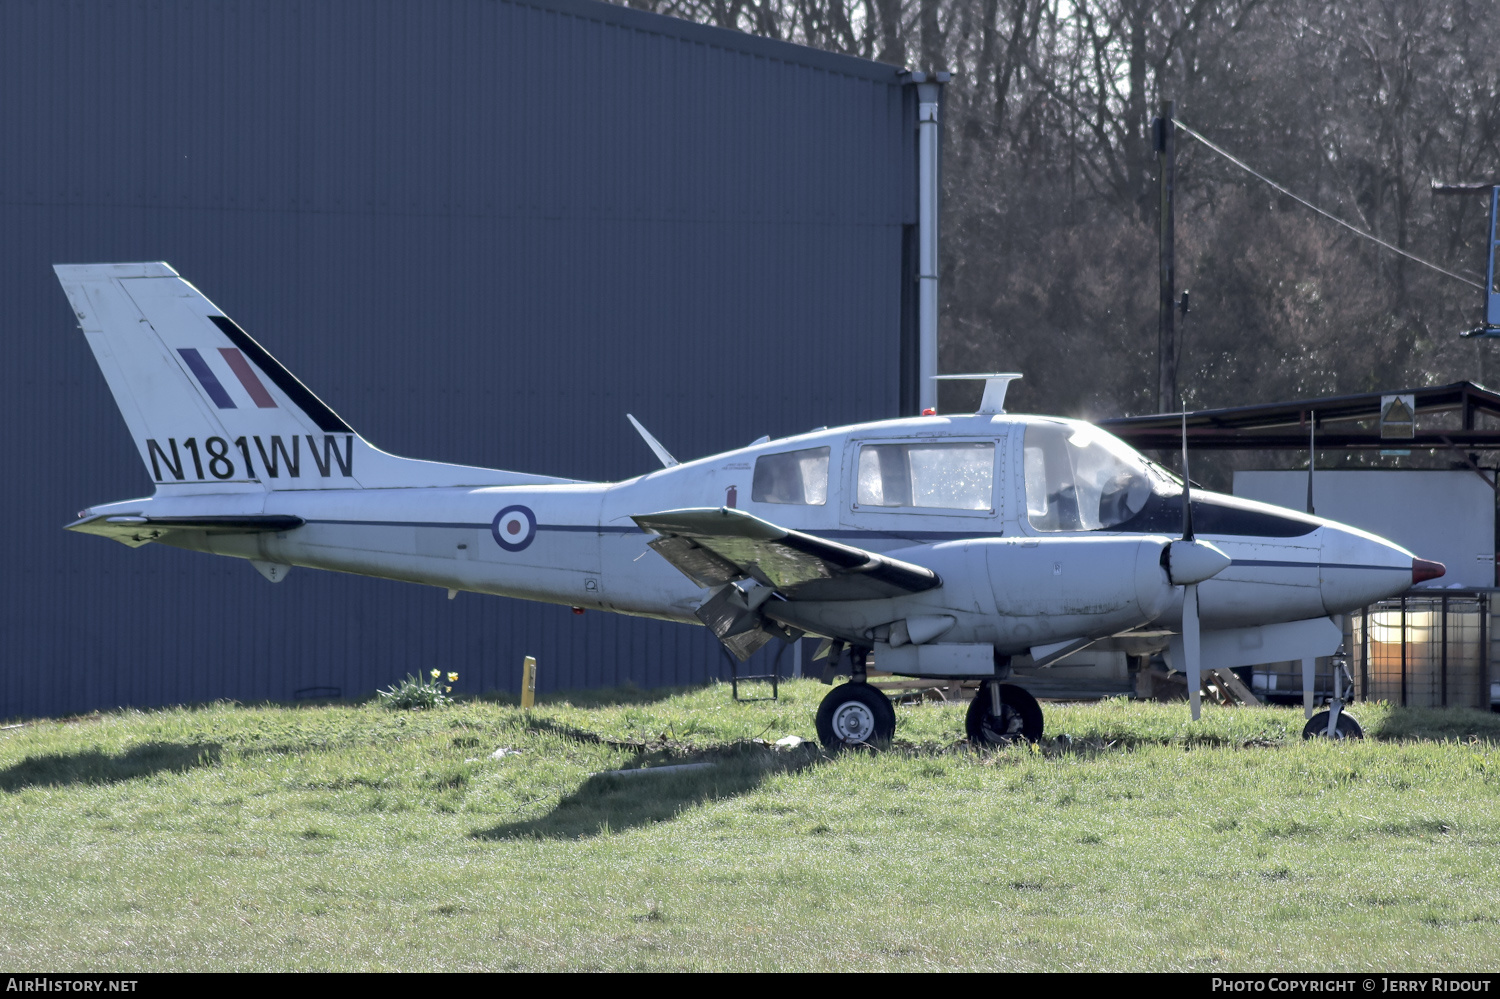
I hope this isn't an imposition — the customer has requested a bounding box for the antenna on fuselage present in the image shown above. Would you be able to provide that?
[626,414,679,468]
[930,373,1023,415]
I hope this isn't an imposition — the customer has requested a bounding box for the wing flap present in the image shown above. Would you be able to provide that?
[645,535,744,588]
[633,507,940,600]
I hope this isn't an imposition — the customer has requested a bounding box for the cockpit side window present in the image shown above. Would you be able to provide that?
[1023,422,1153,531]
[856,442,994,511]
[752,446,830,505]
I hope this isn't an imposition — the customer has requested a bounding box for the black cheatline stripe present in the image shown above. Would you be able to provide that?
[1230,559,1408,571]
[208,315,353,433]
[305,519,495,529]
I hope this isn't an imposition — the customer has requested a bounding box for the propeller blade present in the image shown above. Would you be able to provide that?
[1183,581,1202,721]
[1177,411,1207,722]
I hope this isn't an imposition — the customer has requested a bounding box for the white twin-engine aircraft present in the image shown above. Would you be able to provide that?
[58,263,1443,748]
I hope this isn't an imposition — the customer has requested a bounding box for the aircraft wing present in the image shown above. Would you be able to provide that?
[66,514,305,548]
[632,507,940,601]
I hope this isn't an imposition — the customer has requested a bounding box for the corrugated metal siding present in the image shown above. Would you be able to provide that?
[1,0,915,718]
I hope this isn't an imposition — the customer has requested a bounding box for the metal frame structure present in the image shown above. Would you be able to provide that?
[1350,591,1494,710]
[1099,381,1500,453]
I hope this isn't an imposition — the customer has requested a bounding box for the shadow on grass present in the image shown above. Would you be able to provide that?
[1368,705,1500,742]
[0,742,221,792]
[472,745,820,840]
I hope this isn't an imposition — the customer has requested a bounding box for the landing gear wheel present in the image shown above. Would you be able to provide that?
[816,683,896,750]
[1302,710,1364,740]
[966,682,1044,747]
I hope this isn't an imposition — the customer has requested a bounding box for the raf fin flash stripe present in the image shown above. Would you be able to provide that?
[208,315,353,433]
[178,348,235,409]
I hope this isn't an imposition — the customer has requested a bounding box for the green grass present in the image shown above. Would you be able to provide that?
[1,682,1497,971]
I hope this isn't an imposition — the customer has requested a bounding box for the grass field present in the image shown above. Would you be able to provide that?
[2,682,1498,971]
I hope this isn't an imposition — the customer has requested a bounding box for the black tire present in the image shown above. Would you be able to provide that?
[966,682,1044,746]
[1302,710,1364,740]
[816,683,896,750]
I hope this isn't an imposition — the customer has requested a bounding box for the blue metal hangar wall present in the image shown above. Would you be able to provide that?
[1,0,928,717]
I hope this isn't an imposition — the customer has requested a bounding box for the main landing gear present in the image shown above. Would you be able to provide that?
[815,682,896,749]
[812,648,1045,751]
[966,680,1044,746]
[815,648,896,750]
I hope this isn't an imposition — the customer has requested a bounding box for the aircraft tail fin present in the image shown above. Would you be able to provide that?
[55,263,572,492]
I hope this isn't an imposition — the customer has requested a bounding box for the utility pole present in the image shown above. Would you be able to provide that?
[1432,179,1500,338]
[1155,100,1177,414]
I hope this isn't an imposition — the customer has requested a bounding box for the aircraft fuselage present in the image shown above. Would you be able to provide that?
[78,412,1421,664]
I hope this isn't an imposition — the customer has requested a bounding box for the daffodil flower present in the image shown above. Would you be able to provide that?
[447,672,458,683]
[430,669,440,679]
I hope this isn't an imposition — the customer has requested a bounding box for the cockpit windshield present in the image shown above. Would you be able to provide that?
[1023,421,1156,531]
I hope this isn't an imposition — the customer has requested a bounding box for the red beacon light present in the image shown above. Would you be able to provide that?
[922,408,936,416]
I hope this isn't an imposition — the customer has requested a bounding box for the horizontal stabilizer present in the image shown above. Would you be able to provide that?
[632,507,941,601]
[67,513,305,548]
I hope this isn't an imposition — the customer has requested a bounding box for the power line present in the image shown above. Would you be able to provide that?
[1174,118,1485,291]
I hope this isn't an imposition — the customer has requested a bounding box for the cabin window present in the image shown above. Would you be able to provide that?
[752,446,830,505]
[855,442,994,510]
[1023,421,1153,531]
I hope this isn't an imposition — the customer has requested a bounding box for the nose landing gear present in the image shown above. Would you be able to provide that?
[1302,659,1363,740]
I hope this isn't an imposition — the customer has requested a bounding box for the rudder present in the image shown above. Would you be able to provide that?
[56,262,572,492]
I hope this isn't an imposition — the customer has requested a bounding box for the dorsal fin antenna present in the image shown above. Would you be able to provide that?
[931,373,1023,415]
[626,414,679,468]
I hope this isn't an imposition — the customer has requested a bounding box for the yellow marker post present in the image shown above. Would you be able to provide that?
[521,655,537,709]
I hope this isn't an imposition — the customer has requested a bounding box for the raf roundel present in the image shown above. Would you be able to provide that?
[491,505,537,552]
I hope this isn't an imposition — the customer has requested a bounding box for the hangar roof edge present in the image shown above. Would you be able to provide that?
[512,0,910,84]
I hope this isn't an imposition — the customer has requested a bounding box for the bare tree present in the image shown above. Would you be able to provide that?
[605,0,1500,424]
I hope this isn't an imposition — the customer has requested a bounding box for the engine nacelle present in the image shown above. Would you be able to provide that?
[972,534,1177,652]
[765,534,1177,655]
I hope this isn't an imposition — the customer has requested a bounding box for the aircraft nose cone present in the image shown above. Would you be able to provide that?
[1319,523,1422,614]
[1413,558,1446,584]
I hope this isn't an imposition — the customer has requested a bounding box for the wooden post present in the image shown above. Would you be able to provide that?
[521,655,537,709]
